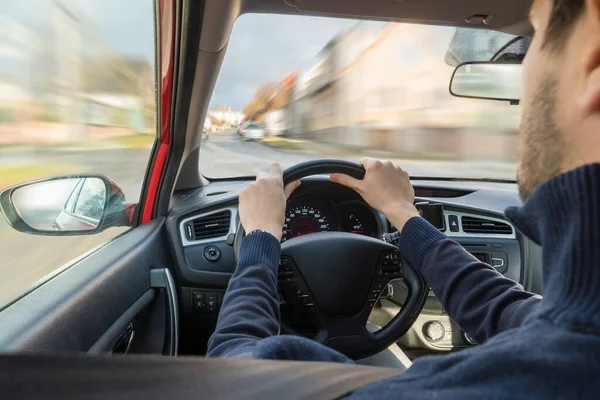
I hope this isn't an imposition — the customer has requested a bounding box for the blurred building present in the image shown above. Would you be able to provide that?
[289,23,520,161]
[209,107,244,127]
[0,16,41,139]
[82,58,155,134]
[264,72,297,135]
[0,0,155,144]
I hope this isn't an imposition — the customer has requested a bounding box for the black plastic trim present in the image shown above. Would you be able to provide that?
[88,289,155,354]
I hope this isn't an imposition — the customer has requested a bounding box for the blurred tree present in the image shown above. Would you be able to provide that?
[209,115,224,126]
[243,82,277,120]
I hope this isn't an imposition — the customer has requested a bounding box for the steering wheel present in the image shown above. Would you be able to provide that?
[234,159,428,360]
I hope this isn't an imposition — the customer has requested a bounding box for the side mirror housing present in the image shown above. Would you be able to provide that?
[0,174,133,236]
[449,61,523,105]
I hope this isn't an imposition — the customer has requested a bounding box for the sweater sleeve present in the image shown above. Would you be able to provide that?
[206,231,282,358]
[398,217,541,343]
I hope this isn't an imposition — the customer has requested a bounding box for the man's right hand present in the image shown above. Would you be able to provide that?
[330,158,420,232]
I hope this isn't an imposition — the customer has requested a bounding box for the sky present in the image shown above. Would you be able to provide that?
[210,15,356,110]
[2,0,355,110]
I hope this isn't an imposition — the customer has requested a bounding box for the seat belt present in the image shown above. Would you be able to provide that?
[0,354,402,400]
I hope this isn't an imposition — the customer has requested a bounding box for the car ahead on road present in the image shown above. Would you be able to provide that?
[241,122,266,141]
[0,0,546,397]
[237,121,250,136]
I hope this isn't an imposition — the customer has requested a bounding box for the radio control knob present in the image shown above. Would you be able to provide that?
[424,321,445,342]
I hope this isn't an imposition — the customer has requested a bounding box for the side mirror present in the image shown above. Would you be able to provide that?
[449,62,523,104]
[0,175,132,236]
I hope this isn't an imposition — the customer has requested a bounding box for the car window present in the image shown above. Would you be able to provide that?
[0,0,156,309]
[64,179,85,213]
[72,179,106,221]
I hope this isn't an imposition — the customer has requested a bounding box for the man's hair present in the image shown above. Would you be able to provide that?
[544,0,585,48]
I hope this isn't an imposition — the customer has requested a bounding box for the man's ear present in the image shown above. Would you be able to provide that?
[581,0,600,113]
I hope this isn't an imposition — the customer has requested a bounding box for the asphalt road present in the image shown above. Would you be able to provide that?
[0,131,516,308]
[199,131,313,176]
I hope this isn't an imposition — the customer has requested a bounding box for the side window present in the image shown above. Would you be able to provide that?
[0,0,156,309]
[64,179,85,213]
[72,179,107,221]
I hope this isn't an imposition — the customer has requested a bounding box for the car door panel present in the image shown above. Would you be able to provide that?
[0,218,174,355]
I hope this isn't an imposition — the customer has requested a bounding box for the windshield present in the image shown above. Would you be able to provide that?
[201,15,522,180]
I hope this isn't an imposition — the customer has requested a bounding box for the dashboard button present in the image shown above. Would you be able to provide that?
[206,292,218,312]
[424,321,445,342]
[203,245,221,262]
[448,215,459,232]
[443,331,453,342]
[193,291,206,312]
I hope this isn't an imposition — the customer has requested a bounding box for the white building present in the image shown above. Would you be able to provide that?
[209,107,244,126]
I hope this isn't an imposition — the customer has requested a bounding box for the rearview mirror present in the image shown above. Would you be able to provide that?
[0,175,131,236]
[449,62,523,104]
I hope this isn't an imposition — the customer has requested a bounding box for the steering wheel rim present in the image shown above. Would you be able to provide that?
[233,159,428,359]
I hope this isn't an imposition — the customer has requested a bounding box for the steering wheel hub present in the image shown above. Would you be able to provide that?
[281,232,395,315]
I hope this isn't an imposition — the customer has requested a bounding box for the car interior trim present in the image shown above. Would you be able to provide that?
[150,268,180,356]
[179,207,238,247]
[88,289,156,355]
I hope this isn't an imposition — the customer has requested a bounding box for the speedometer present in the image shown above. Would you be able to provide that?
[282,206,332,242]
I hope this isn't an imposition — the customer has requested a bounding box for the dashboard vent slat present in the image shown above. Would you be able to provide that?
[191,210,232,240]
[461,216,512,235]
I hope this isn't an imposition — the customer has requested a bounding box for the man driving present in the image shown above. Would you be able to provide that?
[207,0,600,397]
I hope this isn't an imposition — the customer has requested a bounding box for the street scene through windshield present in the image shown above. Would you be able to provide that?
[201,16,521,179]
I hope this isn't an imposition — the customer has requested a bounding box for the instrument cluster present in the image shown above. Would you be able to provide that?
[282,193,381,242]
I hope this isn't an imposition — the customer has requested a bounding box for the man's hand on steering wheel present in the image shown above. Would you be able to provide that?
[330,158,420,232]
[239,163,300,241]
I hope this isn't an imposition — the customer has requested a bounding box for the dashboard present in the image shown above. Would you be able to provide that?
[166,177,542,354]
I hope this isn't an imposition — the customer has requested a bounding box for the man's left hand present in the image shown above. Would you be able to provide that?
[239,164,300,241]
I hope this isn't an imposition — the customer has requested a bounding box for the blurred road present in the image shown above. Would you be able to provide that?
[201,131,516,179]
[200,131,312,176]
[0,131,516,307]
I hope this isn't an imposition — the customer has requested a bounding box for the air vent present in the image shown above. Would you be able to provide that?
[461,216,512,235]
[190,210,232,240]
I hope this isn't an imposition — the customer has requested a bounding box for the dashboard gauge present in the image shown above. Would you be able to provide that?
[282,205,333,242]
[345,214,365,235]
[338,201,379,238]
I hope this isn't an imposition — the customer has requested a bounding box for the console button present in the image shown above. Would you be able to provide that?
[206,292,218,312]
[448,215,459,232]
[491,252,508,273]
[203,245,221,262]
[193,291,206,312]
[424,321,445,342]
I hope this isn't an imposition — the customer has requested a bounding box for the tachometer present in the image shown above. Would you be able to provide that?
[345,214,365,235]
[338,201,379,238]
[282,205,332,242]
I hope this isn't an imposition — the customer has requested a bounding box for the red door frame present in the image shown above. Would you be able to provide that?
[141,0,176,223]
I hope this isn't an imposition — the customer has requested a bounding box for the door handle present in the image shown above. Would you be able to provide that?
[111,322,135,355]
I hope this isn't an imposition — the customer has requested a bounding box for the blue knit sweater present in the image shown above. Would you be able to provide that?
[207,164,600,398]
